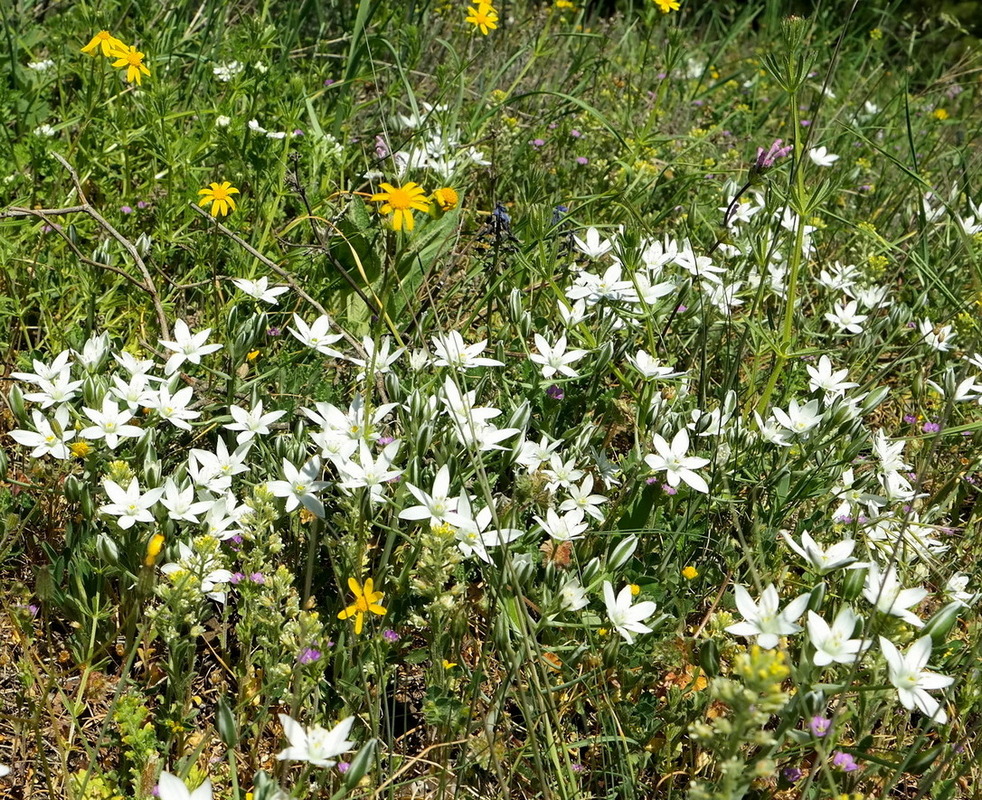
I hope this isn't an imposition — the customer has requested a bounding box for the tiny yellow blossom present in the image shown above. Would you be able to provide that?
[370,182,431,232]
[653,0,681,12]
[555,0,575,8]
[69,441,93,458]
[246,349,261,361]
[465,3,499,35]
[682,566,699,580]
[933,108,949,121]
[629,583,640,596]
[198,181,240,217]
[144,533,165,566]
[81,31,126,58]
[432,187,459,212]
[442,659,458,669]
[110,45,151,85]
[338,577,386,635]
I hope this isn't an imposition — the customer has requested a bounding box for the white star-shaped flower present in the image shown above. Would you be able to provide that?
[644,429,710,493]
[603,581,657,644]
[880,636,954,724]
[276,714,356,767]
[725,584,811,649]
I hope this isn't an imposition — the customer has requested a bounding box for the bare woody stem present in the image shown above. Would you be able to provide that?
[0,152,170,339]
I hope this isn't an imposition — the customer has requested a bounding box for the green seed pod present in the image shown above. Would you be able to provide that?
[921,601,963,646]
[698,639,720,677]
[0,447,7,481]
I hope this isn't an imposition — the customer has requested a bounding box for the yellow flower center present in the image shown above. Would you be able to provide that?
[210,185,231,201]
[384,187,416,211]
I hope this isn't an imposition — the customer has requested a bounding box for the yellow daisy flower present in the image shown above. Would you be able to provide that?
[337,577,386,635]
[370,181,431,232]
[432,187,459,212]
[198,181,240,217]
[81,30,126,58]
[110,45,151,85]
[465,3,499,35]
[654,0,680,12]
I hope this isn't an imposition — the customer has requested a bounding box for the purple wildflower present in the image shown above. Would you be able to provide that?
[545,385,565,400]
[754,139,793,171]
[662,484,677,495]
[298,648,322,664]
[832,751,859,772]
[922,422,941,434]
[809,716,831,737]
[575,156,589,166]
[782,767,803,783]
[383,629,400,642]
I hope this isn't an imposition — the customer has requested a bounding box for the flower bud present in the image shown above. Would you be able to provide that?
[840,565,867,602]
[135,232,153,257]
[64,474,83,503]
[95,532,119,564]
[7,383,27,424]
[82,375,104,408]
[216,697,238,746]
[581,557,601,586]
[608,534,638,572]
[507,401,531,433]
[806,582,826,613]
[384,371,402,401]
[921,601,963,646]
[343,739,377,789]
